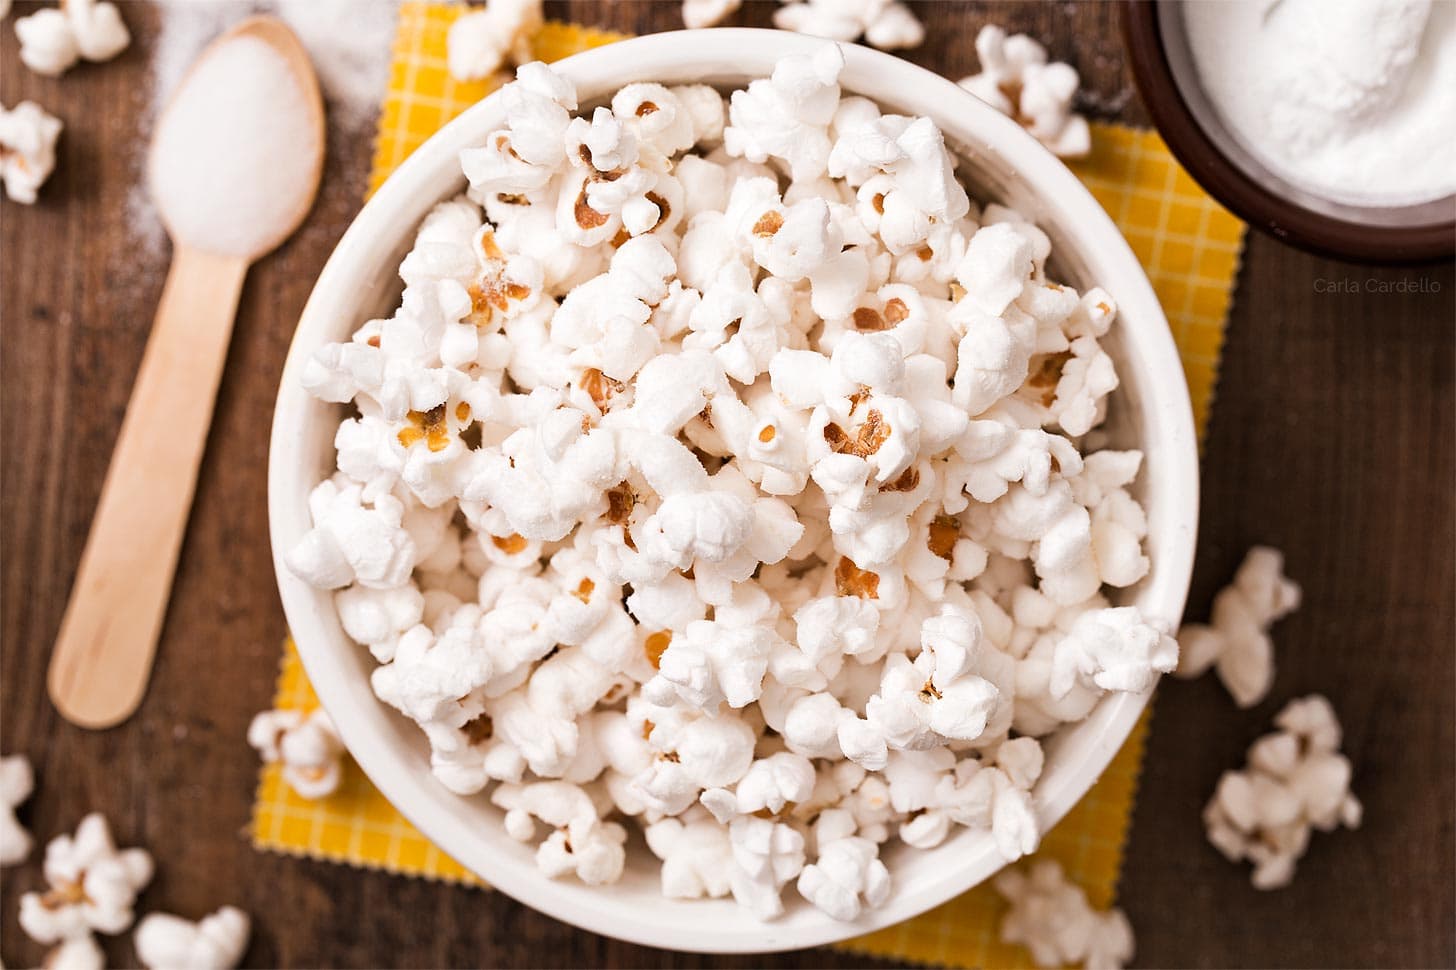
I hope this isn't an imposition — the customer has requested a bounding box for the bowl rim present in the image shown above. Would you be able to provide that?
[1122,0,1456,265]
[268,28,1198,953]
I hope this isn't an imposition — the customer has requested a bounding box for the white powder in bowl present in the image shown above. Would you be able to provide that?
[1184,0,1456,207]
[148,34,321,257]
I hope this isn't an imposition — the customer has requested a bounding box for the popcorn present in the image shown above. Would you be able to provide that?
[0,100,63,204]
[247,708,346,800]
[290,53,1158,922]
[645,815,734,899]
[42,935,104,970]
[701,752,816,821]
[853,627,1001,758]
[796,835,890,920]
[286,477,417,590]
[830,119,970,255]
[958,26,1091,159]
[645,615,778,711]
[921,741,1044,861]
[724,45,846,182]
[492,780,627,884]
[1050,607,1178,699]
[336,582,424,662]
[446,0,542,83]
[62,0,129,62]
[1,753,33,866]
[994,859,1135,969]
[19,813,153,943]
[1203,694,1361,890]
[14,8,79,76]
[681,0,741,29]
[460,62,576,196]
[773,0,925,51]
[372,615,495,726]
[612,84,700,160]
[14,0,129,77]
[134,906,251,970]
[1175,546,1301,708]
[728,816,806,918]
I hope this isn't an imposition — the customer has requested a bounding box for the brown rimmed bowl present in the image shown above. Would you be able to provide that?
[1123,0,1455,264]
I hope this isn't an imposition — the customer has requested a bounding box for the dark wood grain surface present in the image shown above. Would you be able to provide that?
[2,2,1452,968]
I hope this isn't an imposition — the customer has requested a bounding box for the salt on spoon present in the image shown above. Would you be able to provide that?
[48,16,324,729]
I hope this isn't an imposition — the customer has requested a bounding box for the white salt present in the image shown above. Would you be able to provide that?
[130,0,397,257]
[148,34,320,257]
[1184,0,1456,207]
[149,0,395,131]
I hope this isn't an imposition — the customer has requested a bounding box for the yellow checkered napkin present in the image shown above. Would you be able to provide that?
[253,4,1245,964]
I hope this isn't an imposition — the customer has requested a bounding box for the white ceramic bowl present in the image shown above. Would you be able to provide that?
[269,29,1198,954]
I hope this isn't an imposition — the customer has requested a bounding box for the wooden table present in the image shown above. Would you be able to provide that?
[3,2,1451,967]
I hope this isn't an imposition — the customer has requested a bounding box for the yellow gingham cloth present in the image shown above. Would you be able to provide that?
[252,4,1245,964]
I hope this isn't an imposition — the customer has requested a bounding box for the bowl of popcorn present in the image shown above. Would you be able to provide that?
[269,30,1197,952]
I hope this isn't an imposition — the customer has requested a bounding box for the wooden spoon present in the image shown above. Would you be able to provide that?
[48,17,325,729]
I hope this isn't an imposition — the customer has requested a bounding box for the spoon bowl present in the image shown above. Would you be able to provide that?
[147,15,325,260]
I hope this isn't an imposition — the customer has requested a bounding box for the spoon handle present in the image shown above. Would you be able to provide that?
[49,245,250,729]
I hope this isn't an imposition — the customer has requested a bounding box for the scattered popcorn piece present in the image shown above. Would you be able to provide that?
[681,0,741,29]
[134,906,251,970]
[1,753,33,866]
[446,0,543,83]
[19,813,153,943]
[1203,694,1361,890]
[958,26,1091,158]
[1175,546,1301,708]
[995,858,1134,969]
[14,8,78,76]
[0,100,63,204]
[64,0,130,62]
[43,935,104,970]
[290,51,1165,922]
[13,0,128,77]
[773,0,925,51]
[247,708,347,800]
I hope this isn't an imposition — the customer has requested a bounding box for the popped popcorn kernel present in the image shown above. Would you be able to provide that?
[995,859,1134,969]
[135,905,251,970]
[1175,546,1300,707]
[19,813,152,945]
[0,101,63,204]
[958,26,1091,159]
[1,753,34,867]
[1203,694,1361,890]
